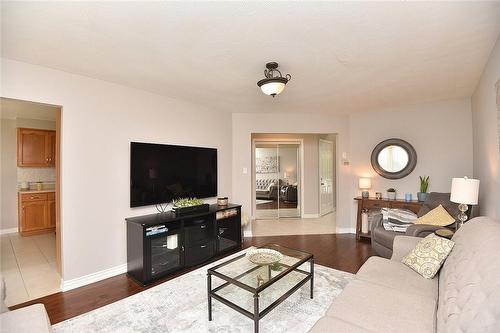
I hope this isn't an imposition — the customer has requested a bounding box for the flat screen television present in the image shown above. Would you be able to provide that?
[130,142,217,208]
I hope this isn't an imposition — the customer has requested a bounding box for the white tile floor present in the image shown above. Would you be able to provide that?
[0,232,61,306]
[251,212,337,237]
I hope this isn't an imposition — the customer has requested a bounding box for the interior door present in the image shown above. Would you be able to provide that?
[319,139,334,216]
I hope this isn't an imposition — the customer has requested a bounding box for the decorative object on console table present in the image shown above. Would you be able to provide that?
[171,198,209,216]
[359,178,371,199]
[375,192,382,200]
[417,176,430,202]
[217,197,228,206]
[387,188,396,200]
[405,193,412,202]
[354,197,422,240]
[450,177,480,229]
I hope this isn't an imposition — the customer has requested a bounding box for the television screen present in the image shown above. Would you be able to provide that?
[130,142,217,208]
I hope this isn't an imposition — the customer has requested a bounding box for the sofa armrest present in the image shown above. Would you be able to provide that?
[391,236,421,261]
[370,213,383,233]
[405,224,450,237]
[0,303,52,332]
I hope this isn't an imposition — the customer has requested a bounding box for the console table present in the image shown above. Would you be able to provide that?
[125,203,242,285]
[354,197,422,240]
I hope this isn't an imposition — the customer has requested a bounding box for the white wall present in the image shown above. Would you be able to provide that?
[472,37,500,219]
[1,58,232,281]
[349,98,474,226]
[232,113,351,232]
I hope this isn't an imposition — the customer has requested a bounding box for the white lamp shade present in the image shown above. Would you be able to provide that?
[260,81,286,96]
[450,177,480,205]
[359,177,372,189]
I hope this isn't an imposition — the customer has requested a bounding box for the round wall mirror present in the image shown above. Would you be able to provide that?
[371,139,417,179]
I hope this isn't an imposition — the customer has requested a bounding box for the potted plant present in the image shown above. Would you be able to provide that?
[387,188,396,200]
[417,176,430,202]
[171,197,209,215]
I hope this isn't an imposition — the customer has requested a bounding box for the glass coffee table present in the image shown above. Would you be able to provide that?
[207,244,314,333]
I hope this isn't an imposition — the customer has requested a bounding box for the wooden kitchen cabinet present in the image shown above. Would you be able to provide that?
[48,192,56,228]
[18,192,56,236]
[17,128,56,167]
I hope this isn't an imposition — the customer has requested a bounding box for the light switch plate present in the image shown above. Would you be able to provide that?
[242,167,248,174]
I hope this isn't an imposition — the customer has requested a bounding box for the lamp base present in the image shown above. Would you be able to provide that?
[456,203,468,230]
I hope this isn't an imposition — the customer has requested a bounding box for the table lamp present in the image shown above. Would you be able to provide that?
[359,178,371,199]
[450,177,480,229]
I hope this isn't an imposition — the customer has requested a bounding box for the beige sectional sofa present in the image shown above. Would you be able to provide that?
[310,217,500,333]
[0,277,52,333]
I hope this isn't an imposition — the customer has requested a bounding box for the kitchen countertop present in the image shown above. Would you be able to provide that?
[18,189,55,194]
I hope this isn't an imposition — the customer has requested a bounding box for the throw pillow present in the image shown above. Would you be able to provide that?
[402,234,454,279]
[414,204,455,226]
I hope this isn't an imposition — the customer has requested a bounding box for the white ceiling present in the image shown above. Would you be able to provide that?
[1,98,58,121]
[2,2,500,114]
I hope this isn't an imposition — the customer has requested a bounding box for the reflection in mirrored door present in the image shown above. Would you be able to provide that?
[254,142,301,219]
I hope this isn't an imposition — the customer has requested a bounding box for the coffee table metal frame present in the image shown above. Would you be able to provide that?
[207,244,314,333]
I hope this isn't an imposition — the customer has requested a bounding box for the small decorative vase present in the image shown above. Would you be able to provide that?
[417,192,427,202]
[387,191,396,200]
[405,193,412,202]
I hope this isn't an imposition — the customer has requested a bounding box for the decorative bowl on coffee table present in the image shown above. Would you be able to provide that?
[245,248,283,265]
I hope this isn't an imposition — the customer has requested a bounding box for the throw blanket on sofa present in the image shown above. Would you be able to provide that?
[381,208,417,232]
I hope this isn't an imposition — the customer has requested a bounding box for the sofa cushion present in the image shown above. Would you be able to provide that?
[415,205,455,227]
[326,279,436,333]
[357,256,438,300]
[437,217,500,333]
[417,192,459,220]
[0,303,52,333]
[402,234,454,279]
[310,315,375,332]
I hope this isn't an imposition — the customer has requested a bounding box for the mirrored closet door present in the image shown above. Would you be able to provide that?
[254,141,301,219]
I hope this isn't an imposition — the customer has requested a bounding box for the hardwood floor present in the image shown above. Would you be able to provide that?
[10,234,374,325]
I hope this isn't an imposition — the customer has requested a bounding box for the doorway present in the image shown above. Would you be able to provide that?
[0,98,62,306]
[253,140,302,219]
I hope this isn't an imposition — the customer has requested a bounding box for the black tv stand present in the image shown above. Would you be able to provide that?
[125,203,242,285]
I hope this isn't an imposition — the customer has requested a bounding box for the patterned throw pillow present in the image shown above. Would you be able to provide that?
[414,204,455,226]
[402,234,454,279]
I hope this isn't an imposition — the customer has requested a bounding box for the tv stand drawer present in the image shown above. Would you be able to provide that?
[184,216,215,246]
[185,240,215,266]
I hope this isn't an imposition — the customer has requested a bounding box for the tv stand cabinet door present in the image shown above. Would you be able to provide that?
[217,216,241,253]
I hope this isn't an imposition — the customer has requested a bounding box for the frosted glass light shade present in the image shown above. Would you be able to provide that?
[450,177,480,205]
[260,81,286,96]
[359,177,372,189]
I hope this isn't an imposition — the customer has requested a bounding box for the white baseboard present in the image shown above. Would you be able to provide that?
[61,263,127,292]
[0,228,18,235]
[302,213,320,218]
[336,227,356,234]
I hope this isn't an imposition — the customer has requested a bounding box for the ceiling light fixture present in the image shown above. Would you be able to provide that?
[257,62,291,97]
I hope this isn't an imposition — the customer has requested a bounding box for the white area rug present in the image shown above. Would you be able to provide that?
[53,249,353,333]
